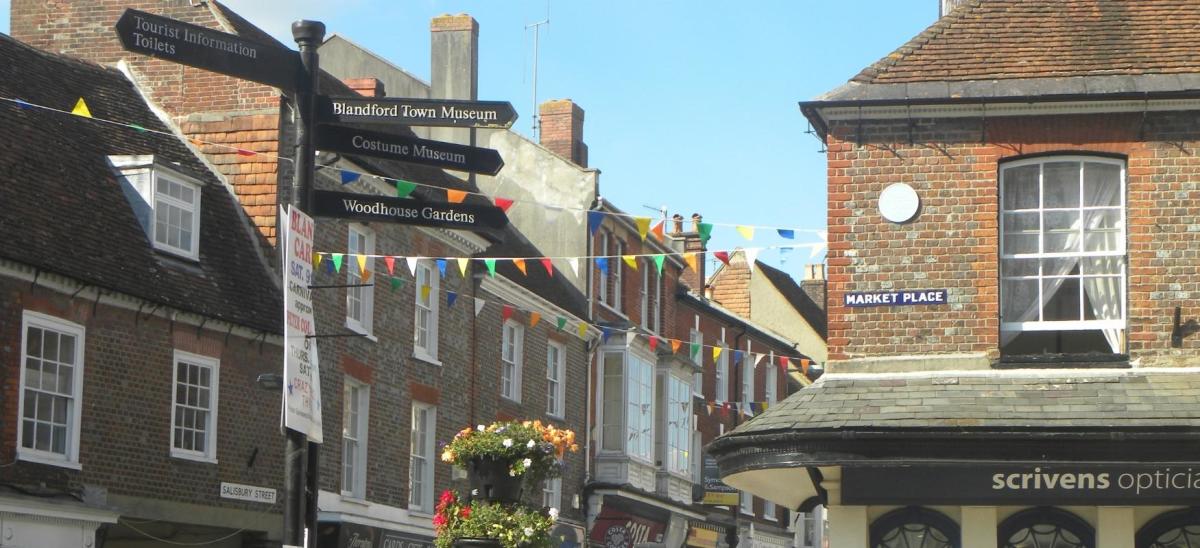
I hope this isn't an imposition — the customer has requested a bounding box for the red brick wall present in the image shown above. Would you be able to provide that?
[539,99,587,168]
[825,111,1200,366]
[708,253,751,316]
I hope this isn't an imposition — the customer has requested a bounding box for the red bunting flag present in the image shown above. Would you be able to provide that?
[714,251,731,266]
[540,258,554,276]
[719,403,731,418]
[650,220,665,242]
[778,356,790,372]
[495,197,514,213]
[502,305,514,321]
[648,336,659,352]
[384,256,395,276]
[236,148,256,157]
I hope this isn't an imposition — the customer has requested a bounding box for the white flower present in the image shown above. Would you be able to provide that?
[527,439,536,449]
[509,469,517,476]
[478,425,486,431]
[471,489,479,496]
[549,507,560,519]
[524,527,534,537]
[523,458,532,468]
[502,438,513,448]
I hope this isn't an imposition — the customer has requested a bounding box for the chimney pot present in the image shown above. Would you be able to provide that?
[342,78,386,98]
[691,213,703,233]
[671,213,684,235]
[539,99,588,167]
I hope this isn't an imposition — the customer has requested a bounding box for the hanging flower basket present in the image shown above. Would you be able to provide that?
[467,456,524,503]
[434,489,561,548]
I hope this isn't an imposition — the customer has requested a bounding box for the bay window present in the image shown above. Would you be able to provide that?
[600,349,654,461]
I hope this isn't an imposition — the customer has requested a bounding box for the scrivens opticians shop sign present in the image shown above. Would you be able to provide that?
[843,465,1200,505]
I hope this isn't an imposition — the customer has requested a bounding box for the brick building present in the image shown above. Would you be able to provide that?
[712,2,1200,548]
[0,31,286,547]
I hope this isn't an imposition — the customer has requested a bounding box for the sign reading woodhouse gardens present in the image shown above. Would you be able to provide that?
[310,190,508,231]
[115,9,301,90]
[843,464,1200,505]
[315,124,504,176]
[319,96,518,129]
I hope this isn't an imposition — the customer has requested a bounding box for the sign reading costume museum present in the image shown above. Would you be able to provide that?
[315,124,504,176]
[281,205,323,443]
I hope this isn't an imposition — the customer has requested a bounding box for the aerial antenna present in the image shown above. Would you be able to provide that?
[526,1,550,138]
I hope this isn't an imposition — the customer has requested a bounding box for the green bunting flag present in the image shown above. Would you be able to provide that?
[653,254,665,275]
[484,259,497,277]
[690,341,701,359]
[556,317,567,331]
[129,123,147,133]
[331,253,344,272]
[698,222,714,245]
[390,276,403,291]
[395,179,417,198]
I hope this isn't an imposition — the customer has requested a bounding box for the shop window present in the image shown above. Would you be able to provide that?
[998,507,1094,548]
[870,506,959,548]
[999,157,1126,360]
[1135,507,1200,548]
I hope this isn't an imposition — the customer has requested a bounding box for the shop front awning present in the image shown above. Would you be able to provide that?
[708,368,1200,508]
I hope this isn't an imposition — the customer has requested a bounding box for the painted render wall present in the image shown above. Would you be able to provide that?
[749,274,828,364]
[320,34,433,138]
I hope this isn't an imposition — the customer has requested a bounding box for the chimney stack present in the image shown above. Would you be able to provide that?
[539,99,588,167]
[342,78,386,98]
[669,213,708,293]
[430,14,478,146]
[801,263,827,311]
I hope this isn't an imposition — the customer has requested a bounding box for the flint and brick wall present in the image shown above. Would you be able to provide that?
[825,111,1200,367]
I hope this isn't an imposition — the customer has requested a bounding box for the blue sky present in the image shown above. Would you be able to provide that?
[1,1,937,282]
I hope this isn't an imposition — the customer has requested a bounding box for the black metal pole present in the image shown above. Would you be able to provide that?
[287,19,325,548]
[306,442,320,546]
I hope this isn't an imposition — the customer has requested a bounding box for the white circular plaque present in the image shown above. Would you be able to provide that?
[879,183,920,223]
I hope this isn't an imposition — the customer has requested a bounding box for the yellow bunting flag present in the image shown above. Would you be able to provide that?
[457,258,470,277]
[71,98,92,118]
[421,285,431,300]
[622,255,638,270]
[447,189,467,203]
[356,255,368,277]
[736,225,755,241]
[529,311,541,327]
[576,322,588,339]
[712,346,723,361]
[670,339,682,354]
[684,252,698,272]
[513,259,527,276]
[635,217,651,241]
[312,253,322,270]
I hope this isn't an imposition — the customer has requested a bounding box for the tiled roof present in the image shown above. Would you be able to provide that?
[731,369,1200,434]
[853,0,1200,85]
[0,34,282,334]
[755,261,827,340]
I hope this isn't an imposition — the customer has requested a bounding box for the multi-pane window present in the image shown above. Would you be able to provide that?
[742,341,754,413]
[153,173,201,259]
[414,262,439,361]
[18,312,84,466]
[640,268,650,330]
[346,224,375,335]
[599,350,654,461]
[613,240,624,310]
[598,231,610,305]
[171,351,219,462]
[501,321,524,402]
[543,475,562,511]
[690,329,703,395]
[715,342,729,402]
[546,341,565,417]
[765,362,778,406]
[409,403,436,512]
[1000,157,1126,356]
[342,379,368,499]
[638,268,662,333]
[667,375,691,475]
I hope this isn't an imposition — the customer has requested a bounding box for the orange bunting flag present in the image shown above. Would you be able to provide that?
[71,98,92,118]
[670,339,682,353]
[541,258,554,276]
[495,197,514,213]
[684,252,698,272]
[801,358,811,375]
[650,220,665,242]
[622,255,638,271]
[529,311,541,327]
[447,189,467,203]
[502,305,514,321]
[635,217,651,241]
[648,336,659,352]
[384,256,395,275]
[236,148,256,157]
[513,259,527,276]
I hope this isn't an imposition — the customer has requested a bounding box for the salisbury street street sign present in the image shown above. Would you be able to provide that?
[315,124,504,176]
[318,96,518,129]
[115,9,301,91]
[310,190,508,232]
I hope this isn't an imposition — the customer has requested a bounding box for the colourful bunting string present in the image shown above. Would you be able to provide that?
[390,276,403,291]
[420,285,431,300]
[801,358,810,375]
[650,220,665,242]
[331,253,344,273]
[576,322,588,339]
[340,170,360,185]
[556,317,568,331]
[635,217,651,241]
[540,258,554,277]
[475,299,486,317]
[648,336,659,352]
[406,257,419,276]
[236,148,256,157]
[513,259,527,276]
[698,222,714,245]
[733,350,744,364]
[312,253,322,270]
[436,258,447,278]
[712,346,723,361]
[501,305,514,322]
[446,189,467,203]
[396,179,417,198]
[457,258,470,277]
[714,251,731,266]
[653,254,665,275]
[736,225,755,241]
[495,197,514,213]
[683,252,698,272]
[568,257,581,278]
[356,255,368,277]
[671,339,682,354]
[602,327,613,343]
[529,311,541,327]
[71,98,92,118]
[690,341,701,359]
[14,98,32,110]
[447,291,458,307]
[484,259,497,277]
[622,255,638,271]
[777,229,795,239]
[384,256,395,275]
[588,211,604,235]
[596,257,609,275]
[130,123,146,132]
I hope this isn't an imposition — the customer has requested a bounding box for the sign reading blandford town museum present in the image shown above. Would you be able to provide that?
[843,464,1200,505]
[318,96,517,129]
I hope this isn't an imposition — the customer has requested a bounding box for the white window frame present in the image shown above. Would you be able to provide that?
[546,340,566,418]
[17,311,85,469]
[170,350,219,463]
[598,231,610,305]
[613,240,624,310]
[667,375,691,476]
[346,224,375,336]
[152,167,202,260]
[741,490,754,516]
[598,349,654,462]
[742,341,754,415]
[501,320,524,402]
[543,475,563,512]
[999,156,1127,346]
[409,402,437,513]
[653,270,662,333]
[640,268,650,330]
[414,262,440,363]
[715,341,729,402]
[342,378,369,499]
[690,327,703,396]
[765,361,778,406]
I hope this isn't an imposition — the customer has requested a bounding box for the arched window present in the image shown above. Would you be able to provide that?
[1136,507,1200,548]
[870,507,960,548]
[998,507,1094,548]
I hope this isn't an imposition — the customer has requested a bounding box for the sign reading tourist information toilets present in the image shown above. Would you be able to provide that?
[318,96,518,129]
[115,9,301,91]
[281,205,323,443]
[843,465,1200,505]
[844,289,947,307]
[315,124,504,175]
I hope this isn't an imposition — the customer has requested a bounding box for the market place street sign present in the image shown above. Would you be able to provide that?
[315,124,504,176]
[843,464,1200,505]
[310,190,508,232]
[844,289,947,307]
[115,9,301,91]
[318,96,518,129]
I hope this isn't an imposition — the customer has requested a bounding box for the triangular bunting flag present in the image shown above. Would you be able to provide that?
[325,257,336,274]
[648,336,659,352]
[501,305,514,322]
[733,350,744,364]
[625,332,637,347]
[457,258,470,277]
[714,251,731,266]
[683,252,698,272]
[650,221,665,242]
[568,257,581,278]
[356,255,368,277]
[484,259,497,277]
[777,229,795,239]
[745,248,761,268]
[475,299,486,317]
[129,123,146,132]
[736,225,755,241]
[513,259,527,276]
[447,291,458,307]
[529,311,541,327]
[712,346,723,361]
[421,285,431,301]
[14,99,32,110]
[406,257,419,276]
[698,223,714,245]
[755,353,766,367]
[495,197,514,213]
[596,257,609,275]
[436,259,447,278]
[236,148,256,157]
[556,317,567,331]
[635,217,651,241]
[446,189,467,203]
[706,402,715,416]
[602,327,613,343]
[576,322,588,339]
[390,276,402,291]
[719,404,730,419]
[778,356,789,371]
[690,341,701,359]
[622,255,638,271]
[331,253,344,273]
[384,256,395,276]
[670,339,682,354]
[801,359,811,376]
[312,253,322,270]
[71,98,92,118]
[653,255,665,275]
[588,210,604,235]
[395,179,417,198]
[540,258,554,277]
[340,170,360,185]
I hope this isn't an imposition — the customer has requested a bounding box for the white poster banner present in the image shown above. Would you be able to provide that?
[282,205,323,443]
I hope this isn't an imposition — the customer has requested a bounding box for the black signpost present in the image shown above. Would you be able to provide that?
[310,190,508,232]
[315,124,504,175]
[318,96,517,129]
